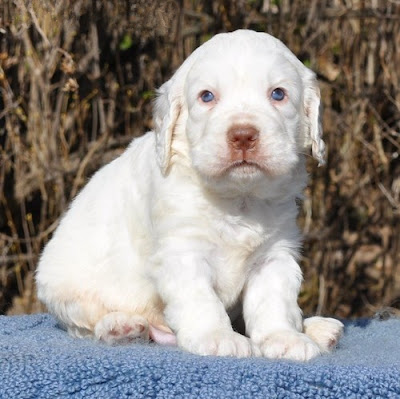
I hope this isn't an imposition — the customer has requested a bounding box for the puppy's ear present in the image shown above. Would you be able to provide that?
[153,42,208,174]
[153,80,182,175]
[303,72,325,166]
[262,33,326,166]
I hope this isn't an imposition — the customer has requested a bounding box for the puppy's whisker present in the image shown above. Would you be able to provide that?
[296,151,315,160]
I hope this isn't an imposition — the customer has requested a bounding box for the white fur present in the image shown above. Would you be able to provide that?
[36,30,342,360]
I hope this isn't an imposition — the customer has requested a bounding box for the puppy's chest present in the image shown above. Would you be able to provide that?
[215,214,265,256]
[210,201,272,306]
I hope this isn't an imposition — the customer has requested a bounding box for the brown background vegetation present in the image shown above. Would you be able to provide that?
[0,0,399,318]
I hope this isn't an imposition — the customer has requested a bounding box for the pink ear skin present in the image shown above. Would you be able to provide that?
[149,324,177,346]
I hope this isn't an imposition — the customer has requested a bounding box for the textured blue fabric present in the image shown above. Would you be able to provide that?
[0,314,399,399]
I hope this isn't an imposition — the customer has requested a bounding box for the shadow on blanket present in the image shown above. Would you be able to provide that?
[1,314,399,399]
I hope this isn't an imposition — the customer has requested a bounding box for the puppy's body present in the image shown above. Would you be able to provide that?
[36,30,343,359]
[39,132,301,333]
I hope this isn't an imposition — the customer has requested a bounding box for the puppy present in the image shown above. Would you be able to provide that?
[36,30,343,360]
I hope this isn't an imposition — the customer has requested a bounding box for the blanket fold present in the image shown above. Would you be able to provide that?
[1,314,399,399]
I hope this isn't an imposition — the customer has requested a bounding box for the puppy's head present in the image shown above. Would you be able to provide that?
[154,30,324,195]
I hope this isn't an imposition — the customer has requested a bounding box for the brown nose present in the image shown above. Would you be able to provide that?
[227,124,259,151]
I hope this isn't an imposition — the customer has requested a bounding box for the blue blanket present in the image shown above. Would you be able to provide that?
[0,314,399,398]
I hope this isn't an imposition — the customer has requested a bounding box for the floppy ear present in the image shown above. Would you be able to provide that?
[303,72,326,166]
[153,38,212,174]
[261,32,326,166]
[153,79,182,175]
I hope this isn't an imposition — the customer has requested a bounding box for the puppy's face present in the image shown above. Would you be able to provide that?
[154,31,324,195]
[185,48,303,183]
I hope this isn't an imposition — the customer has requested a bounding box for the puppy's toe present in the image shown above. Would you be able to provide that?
[94,312,149,345]
[258,330,321,361]
[303,316,344,353]
[179,330,256,358]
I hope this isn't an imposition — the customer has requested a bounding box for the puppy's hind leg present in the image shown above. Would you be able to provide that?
[94,312,150,345]
[45,296,150,345]
[96,313,178,346]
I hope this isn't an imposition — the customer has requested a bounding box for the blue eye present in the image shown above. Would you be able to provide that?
[200,91,215,103]
[271,88,285,101]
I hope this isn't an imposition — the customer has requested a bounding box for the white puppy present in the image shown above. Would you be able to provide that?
[36,30,343,360]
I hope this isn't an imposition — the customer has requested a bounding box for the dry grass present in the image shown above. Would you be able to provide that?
[1,0,399,317]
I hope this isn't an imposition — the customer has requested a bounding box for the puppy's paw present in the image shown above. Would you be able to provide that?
[179,330,258,358]
[303,316,344,353]
[257,330,321,361]
[94,312,149,345]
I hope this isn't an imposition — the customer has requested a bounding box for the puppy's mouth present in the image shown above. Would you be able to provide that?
[226,160,263,175]
[204,158,277,180]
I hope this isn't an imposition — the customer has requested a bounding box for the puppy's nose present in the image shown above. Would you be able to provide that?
[227,125,259,151]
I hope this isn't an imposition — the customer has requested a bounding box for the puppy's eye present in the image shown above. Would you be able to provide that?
[200,90,215,103]
[271,88,286,101]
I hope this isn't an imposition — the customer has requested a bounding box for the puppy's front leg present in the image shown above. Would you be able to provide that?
[153,252,255,357]
[243,254,321,361]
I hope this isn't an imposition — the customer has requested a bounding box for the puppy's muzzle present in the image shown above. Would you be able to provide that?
[227,124,259,162]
